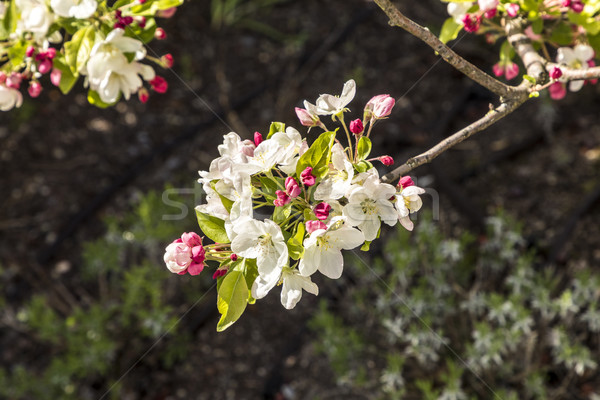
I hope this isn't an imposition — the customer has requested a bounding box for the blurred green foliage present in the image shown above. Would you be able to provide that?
[0,189,208,399]
[311,212,600,399]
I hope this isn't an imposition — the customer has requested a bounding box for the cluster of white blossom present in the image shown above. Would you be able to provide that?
[164,80,425,330]
[0,0,180,111]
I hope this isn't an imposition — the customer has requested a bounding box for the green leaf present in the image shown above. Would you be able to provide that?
[531,18,544,35]
[51,56,78,95]
[0,0,18,41]
[125,17,157,44]
[439,18,462,44]
[499,40,515,62]
[550,22,574,46]
[258,176,280,199]
[129,0,184,16]
[287,223,305,260]
[354,160,373,173]
[242,258,259,304]
[568,10,600,35]
[88,90,117,108]
[296,130,336,180]
[65,26,96,74]
[523,75,536,84]
[195,210,230,243]
[211,182,234,213]
[216,271,248,331]
[356,136,372,162]
[273,203,291,224]
[6,40,26,68]
[267,121,285,139]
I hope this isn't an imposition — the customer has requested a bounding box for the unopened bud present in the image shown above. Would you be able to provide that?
[254,131,263,146]
[149,76,168,93]
[549,66,563,80]
[154,27,167,40]
[26,45,35,58]
[379,156,394,166]
[161,53,174,68]
[28,81,42,98]
[50,68,62,86]
[138,87,150,103]
[349,118,364,135]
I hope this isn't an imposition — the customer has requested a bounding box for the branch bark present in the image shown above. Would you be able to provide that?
[372,0,515,98]
[381,98,526,184]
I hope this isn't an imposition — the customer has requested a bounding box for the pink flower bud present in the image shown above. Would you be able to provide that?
[26,46,35,58]
[306,220,327,234]
[213,269,228,279]
[155,27,167,40]
[158,7,177,18]
[364,94,395,121]
[505,62,519,80]
[46,48,56,59]
[50,68,62,86]
[349,118,364,135]
[461,14,481,33]
[161,53,174,68]
[379,156,394,166]
[230,254,238,261]
[505,3,520,17]
[314,202,331,220]
[300,167,316,186]
[399,176,415,189]
[187,260,204,276]
[492,63,504,77]
[0,72,6,84]
[6,73,21,89]
[240,139,255,157]
[274,190,291,207]
[254,131,263,146]
[570,0,584,12]
[549,82,566,100]
[285,176,301,198]
[191,245,205,264]
[549,66,563,80]
[38,58,52,74]
[149,76,168,93]
[295,107,320,127]
[182,232,202,247]
[28,81,42,98]
[484,9,497,19]
[138,87,149,103]
[478,0,499,12]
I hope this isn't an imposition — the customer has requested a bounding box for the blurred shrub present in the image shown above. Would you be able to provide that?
[0,190,208,400]
[310,212,600,399]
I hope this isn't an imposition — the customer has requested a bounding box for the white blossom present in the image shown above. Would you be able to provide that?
[86,29,155,104]
[16,0,55,38]
[0,85,23,111]
[343,173,397,241]
[556,44,594,92]
[447,2,472,23]
[314,79,356,116]
[51,0,97,19]
[280,267,319,309]
[395,185,425,231]
[299,217,364,279]
[314,143,354,201]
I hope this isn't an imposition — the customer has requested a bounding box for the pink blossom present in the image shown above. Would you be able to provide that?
[158,7,177,18]
[305,220,327,234]
[5,73,21,89]
[364,94,395,120]
[399,176,415,189]
[505,63,519,80]
[295,106,323,128]
[254,131,263,146]
[26,46,35,58]
[314,202,331,220]
[155,27,167,40]
[150,76,168,93]
[161,53,174,68]
[240,139,255,157]
[505,3,520,17]
[349,118,364,135]
[28,81,42,98]
[285,176,302,198]
[484,9,497,19]
[379,156,394,166]
[182,232,202,247]
[274,190,291,207]
[549,82,567,100]
[50,68,62,86]
[461,14,481,33]
[138,88,149,103]
[300,167,316,186]
[549,66,563,80]
[492,63,504,77]
[38,59,52,74]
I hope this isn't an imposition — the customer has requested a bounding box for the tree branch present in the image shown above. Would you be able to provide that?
[505,18,547,83]
[372,0,515,99]
[381,98,526,184]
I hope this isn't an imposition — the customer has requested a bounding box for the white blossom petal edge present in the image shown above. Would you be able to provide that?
[280,267,319,309]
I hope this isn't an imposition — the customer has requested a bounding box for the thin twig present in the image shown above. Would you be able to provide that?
[381,98,526,183]
[372,0,515,98]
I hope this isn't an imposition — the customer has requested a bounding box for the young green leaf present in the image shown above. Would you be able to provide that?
[296,130,336,179]
[216,271,248,331]
[65,26,96,74]
[439,18,462,44]
[287,223,305,260]
[267,121,286,139]
[356,136,372,162]
[195,210,230,243]
[88,90,117,108]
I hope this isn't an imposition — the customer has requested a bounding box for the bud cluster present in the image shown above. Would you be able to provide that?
[164,80,425,331]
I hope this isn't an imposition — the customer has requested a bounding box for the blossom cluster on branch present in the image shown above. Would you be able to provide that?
[163,80,425,331]
[0,0,182,111]
[442,0,600,98]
